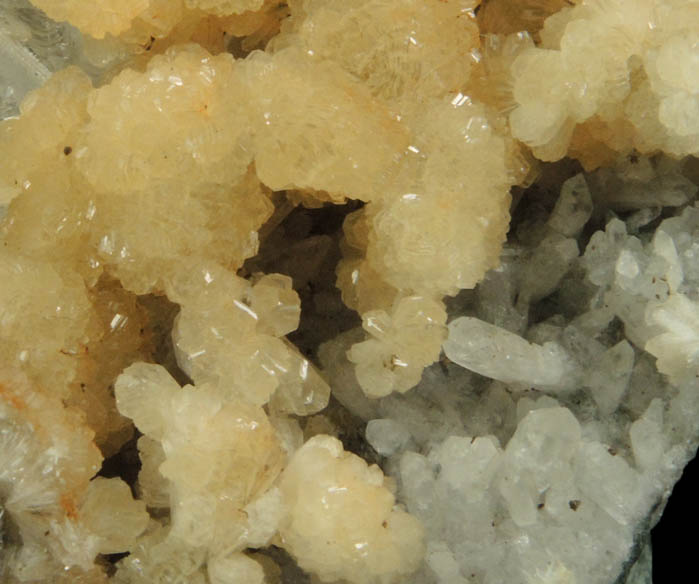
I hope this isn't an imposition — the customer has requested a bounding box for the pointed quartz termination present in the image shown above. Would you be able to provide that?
[0,27,49,117]
[0,31,50,111]
[444,316,579,390]
[0,1,60,118]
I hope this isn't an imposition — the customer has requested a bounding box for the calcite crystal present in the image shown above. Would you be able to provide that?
[0,0,697,583]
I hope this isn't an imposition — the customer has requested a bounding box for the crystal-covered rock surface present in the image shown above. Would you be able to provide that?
[0,1,697,583]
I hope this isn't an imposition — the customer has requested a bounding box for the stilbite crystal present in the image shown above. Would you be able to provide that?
[114,362,286,552]
[277,435,425,584]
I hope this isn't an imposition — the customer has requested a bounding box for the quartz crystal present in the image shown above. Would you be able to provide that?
[0,0,697,583]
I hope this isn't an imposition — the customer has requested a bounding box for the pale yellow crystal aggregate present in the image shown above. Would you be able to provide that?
[112,364,420,583]
[115,362,285,552]
[0,371,146,580]
[186,0,266,16]
[0,251,91,392]
[28,0,273,44]
[77,46,251,196]
[113,521,269,584]
[507,0,699,165]
[169,263,330,411]
[242,46,411,201]
[266,0,523,396]
[349,296,448,398]
[8,3,522,401]
[0,68,156,452]
[272,0,482,105]
[1,48,277,295]
[278,435,425,584]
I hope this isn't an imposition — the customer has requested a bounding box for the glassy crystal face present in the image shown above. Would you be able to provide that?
[0,1,697,583]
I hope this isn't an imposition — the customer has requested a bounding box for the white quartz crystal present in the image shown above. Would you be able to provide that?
[547,174,594,238]
[444,317,578,390]
[366,418,412,457]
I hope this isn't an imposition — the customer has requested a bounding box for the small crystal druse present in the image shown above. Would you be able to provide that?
[0,1,697,583]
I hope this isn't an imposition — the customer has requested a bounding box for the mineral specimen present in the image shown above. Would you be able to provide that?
[0,0,697,583]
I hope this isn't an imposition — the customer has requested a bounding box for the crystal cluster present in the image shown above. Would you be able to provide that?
[506,0,699,165]
[278,435,425,584]
[0,0,697,583]
[0,370,147,580]
[328,159,698,584]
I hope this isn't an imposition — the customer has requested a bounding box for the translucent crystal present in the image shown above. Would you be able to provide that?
[278,434,425,584]
[444,316,579,390]
[115,363,286,553]
[0,1,697,582]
